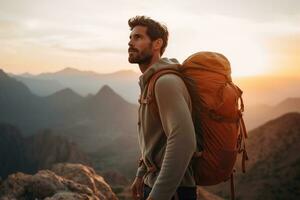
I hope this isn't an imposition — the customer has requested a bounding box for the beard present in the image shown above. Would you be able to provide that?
[128,44,153,65]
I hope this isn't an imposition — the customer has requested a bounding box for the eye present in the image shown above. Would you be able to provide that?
[134,35,142,39]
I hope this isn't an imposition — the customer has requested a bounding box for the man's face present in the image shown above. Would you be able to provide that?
[128,26,153,64]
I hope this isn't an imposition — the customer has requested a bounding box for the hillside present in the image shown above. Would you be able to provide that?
[245,97,300,130]
[207,112,300,200]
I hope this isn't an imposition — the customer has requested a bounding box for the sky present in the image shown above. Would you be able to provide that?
[0,0,299,77]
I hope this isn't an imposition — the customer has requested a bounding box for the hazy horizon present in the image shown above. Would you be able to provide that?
[2,66,300,80]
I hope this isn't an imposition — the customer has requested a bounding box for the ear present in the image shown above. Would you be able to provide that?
[152,38,163,52]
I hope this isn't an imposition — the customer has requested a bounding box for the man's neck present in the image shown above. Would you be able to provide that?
[139,54,161,74]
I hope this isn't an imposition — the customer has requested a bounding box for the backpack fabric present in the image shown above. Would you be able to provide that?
[143,52,248,187]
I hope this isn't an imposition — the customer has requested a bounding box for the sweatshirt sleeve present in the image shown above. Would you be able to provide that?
[149,74,197,200]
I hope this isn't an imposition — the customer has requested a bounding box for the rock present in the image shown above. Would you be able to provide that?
[0,163,118,200]
[52,163,117,200]
[0,172,31,199]
[45,191,99,200]
[27,170,67,199]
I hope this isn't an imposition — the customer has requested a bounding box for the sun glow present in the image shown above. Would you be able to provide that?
[229,42,270,77]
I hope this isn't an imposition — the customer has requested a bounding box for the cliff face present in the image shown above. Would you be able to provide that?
[0,163,118,200]
[24,129,90,173]
[0,124,27,179]
[0,124,90,179]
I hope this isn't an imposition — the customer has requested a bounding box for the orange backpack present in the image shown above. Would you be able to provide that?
[144,52,248,199]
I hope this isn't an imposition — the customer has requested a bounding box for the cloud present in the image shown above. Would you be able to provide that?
[173,0,300,23]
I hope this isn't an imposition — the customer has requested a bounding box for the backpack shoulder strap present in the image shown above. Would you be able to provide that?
[138,69,183,116]
[147,69,183,101]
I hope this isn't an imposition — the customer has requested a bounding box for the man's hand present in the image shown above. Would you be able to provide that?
[131,176,144,200]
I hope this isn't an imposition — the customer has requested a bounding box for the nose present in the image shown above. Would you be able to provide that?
[128,38,134,47]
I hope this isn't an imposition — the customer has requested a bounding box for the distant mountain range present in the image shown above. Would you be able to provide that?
[206,112,300,200]
[0,68,137,148]
[11,67,141,103]
[7,68,300,131]
[244,97,300,130]
[11,68,300,106]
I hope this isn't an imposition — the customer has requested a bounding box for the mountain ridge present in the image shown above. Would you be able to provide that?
[207,112,300,199]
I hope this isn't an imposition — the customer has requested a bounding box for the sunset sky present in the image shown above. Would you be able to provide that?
[0,0,299,77]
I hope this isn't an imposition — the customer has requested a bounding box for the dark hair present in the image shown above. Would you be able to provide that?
[128,16,169,56]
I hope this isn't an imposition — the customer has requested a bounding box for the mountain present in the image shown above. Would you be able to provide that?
[44,88,83,111]
[276,97,300,110]
[41,67,138,78]
[0,124,89,179]
[206,112,300,200]
[13,67,141,103]
[39,67,101,77]
[12,74,65,96]
[0,69,139,178]
[36,67,139,102]
[19,72,34,77]
[244,97,300,130]
[59,84,138,153]
[0,69,34,100]
[0,68,138,137]
[94,84,129,105]
[0,70,47,134]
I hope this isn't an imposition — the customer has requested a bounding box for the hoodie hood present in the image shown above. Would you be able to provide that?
[139,57,180,91]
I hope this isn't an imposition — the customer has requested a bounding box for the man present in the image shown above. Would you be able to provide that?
[128,16,197,200]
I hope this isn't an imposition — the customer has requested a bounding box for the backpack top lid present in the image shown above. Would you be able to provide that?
[182,51,232,81]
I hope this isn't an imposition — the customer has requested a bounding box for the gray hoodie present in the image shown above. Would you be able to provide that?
[136,57,197,200]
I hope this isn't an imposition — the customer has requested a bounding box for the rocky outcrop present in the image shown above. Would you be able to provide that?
[0,163,118,200]
[52,163,117,200]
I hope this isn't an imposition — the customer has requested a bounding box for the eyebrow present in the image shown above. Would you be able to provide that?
[129,33,143,39]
